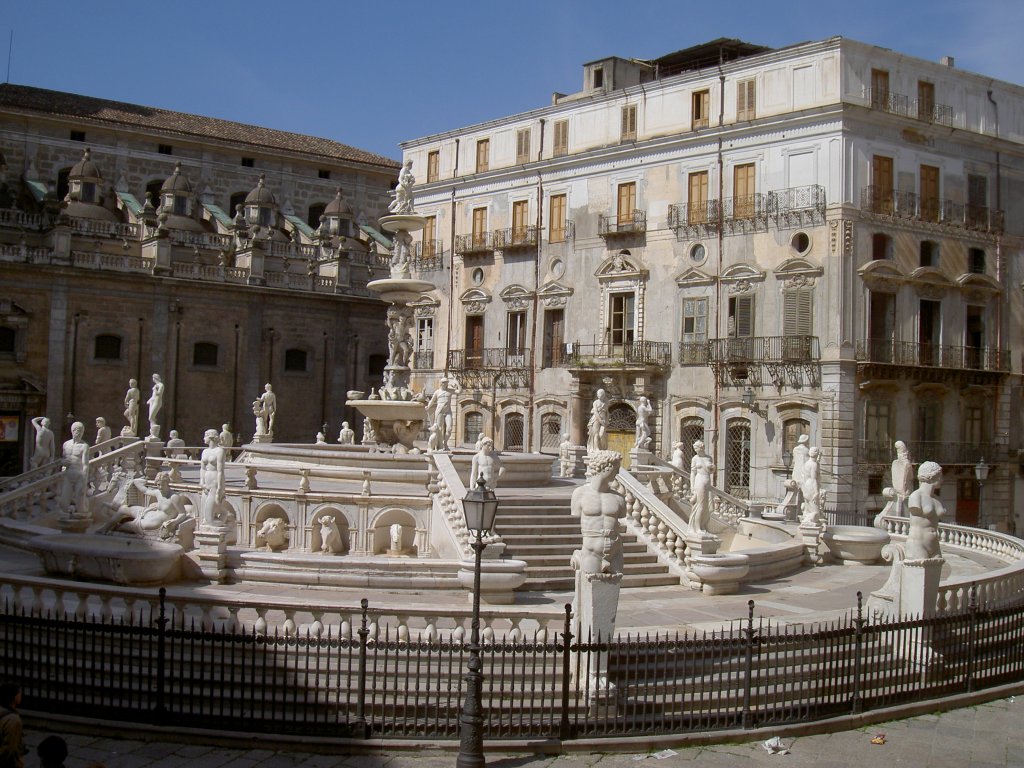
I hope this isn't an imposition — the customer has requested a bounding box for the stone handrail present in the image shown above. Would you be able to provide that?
[0,573,564,642]
[0,471,63,520]
[614,469,690,578]
[429,452,477,559]
[0,460,63,494]
[647,455,750,530]
[878,515,1024,612]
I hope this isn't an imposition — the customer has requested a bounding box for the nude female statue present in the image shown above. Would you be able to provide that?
[905,461,945,560]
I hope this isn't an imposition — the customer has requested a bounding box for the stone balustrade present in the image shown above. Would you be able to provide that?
[615,470,690,577]
[0,460,63,494]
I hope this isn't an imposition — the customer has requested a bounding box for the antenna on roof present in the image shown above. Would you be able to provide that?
[5,30,11,84]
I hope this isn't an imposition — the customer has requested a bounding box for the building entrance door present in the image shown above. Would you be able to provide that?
[956,479,979,527]
[607,402,637,469]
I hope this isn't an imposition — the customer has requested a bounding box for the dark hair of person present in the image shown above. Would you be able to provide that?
[0,681,20,708]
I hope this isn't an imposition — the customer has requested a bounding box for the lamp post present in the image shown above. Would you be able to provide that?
[974,457,990,527]
[457,476,499,768]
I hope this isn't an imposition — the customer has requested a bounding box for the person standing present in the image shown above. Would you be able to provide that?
[0,681,25,768]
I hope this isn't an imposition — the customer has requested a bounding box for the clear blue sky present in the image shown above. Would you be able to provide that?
[5,0,1022,161]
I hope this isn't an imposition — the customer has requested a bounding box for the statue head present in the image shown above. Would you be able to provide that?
[480,436,494,451]
[918,461,942,486]
[342,421,350,429]
[797,434,809,446]
[152,374,162,384]
[155,471,171,492]
[222,424,230,432]
[265,383,273,392]
[204,428,219,445]
[596,388,606,401]
[895,440,908,458]
[693,439,705,454]
[71,421,84,439]
[809,446,821,459]
[169,430,179,439]
[586,449,622,479]
[41,417,50,428]
[129,378,138,388]
[95,417,105,428]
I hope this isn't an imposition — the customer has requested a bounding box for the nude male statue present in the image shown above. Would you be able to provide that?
[571,450,626,575]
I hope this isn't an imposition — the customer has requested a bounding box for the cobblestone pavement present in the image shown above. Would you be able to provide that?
[21,696,1024,768]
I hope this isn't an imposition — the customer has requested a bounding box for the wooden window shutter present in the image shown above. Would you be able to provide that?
[621,105,637,139]
[733,295,754,337]
[554,120,568,156]
[516,129,530,163]
[737,79,755,119]
[618,182,636,223]
[783,288,813,336]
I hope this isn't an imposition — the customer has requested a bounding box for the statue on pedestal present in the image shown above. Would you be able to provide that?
[634,396,652,450]
[123,379,140,435]
[60,421,89,517]
[30,416,55,468]
[338,421,355,445]
[147,374,165,436]
[219,424,233,449]
[586,389,609,454]
[905,461,944,559]
[388,160,415,215]
[470,436,505,490]
[199,429,233,531]
[571,450,625,577]
[800,446,823,526]
[94,417,111,446]
[558,432,574,478]
[891,440,914,516]
[259,384,277,435]
[689,440,714,535]
[426,378,459,452]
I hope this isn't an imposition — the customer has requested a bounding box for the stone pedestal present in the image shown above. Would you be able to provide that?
[143,440,165,479]
[799,521,825,566]
[899,557,944,618]
[194,526,228,583]
[251,432,273,444]
[629,447,654,468]
[565,445,587,478]
[572,567,623,696]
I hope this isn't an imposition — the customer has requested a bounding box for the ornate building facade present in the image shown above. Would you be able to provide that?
[401,37,1024,528]
[0,84,397,472]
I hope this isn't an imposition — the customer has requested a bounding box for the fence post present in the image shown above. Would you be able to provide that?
[558,603,573,741]
[851,592,864,714]
[966,585,979,693]
[741,600,755,729]
[155,588,167,718]
[354,598,370,739]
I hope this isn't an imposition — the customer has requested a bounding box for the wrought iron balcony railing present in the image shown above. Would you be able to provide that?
[554,341,671,369]
[494,226,538,250]
[454,231,494,256]
[708,335,820,365]
[722,193,768,231]
[865,88,911,117]
[678,342,710,365]
[598,210,647,237]
[914,99,955,127]
[413,240,443,272]
[547,221,575,244]
[413,350,434,369]
[860,187,1004,233]
[855,339,1011,372]
[767,185,826,221]
[667,201,720,237]
[857,439,1007,465]
[447,347,532,371]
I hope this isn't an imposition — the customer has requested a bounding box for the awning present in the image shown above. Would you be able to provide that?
[359,223,392,249]
[283,213,315,239]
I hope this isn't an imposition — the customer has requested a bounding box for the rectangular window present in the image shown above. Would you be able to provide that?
[865,401,892,445]
[919,298,941,364]
[416,317,434,369]
[916,402,940,444]
[593,67,604,89]
[426,150,440,183]
[549,194,566,243]
[475,139,489,173]
[681,297,708,364]
[422,216,436,258]
[870,68,890,109]
[553,120,569,157]
[609,293,635,346]
[543,308,564,368]
[963,406,984,446]
[917,80,935,121]
[70,130,86,142]
[728,295,754,337]
[872,155,894,214]
[692,90,710,129]
[965,305,986,360]
[967,173,988,228]
[616,181,636,226]
[465,315,484,368]
[507,311,527,353]
[241,157,254,168]
[471,207,487,247]
[511,200,529,241]
[318,169,331,179]
[516,129,531,164]
[158,144,173,155]
[620,104,637,141]
[783,287,813,337]
[736,78,756,121]
[688,171,709,224]
[920,164,940,222]
[733,163,755,218]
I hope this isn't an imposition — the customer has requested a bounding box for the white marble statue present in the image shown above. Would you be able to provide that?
[259,384,277,435]
[558,432,574,478]
[147,374,164,434]
[790,434,810,486]
[689,440,714,535]
[388,159,415,214]
[362,417,376,444]
[800,446,822,525]
[319,516,344,554]
[94,417,111,446]
[386,307,413,368]
[30,416,55,468]
[252,399,268,436]
[166,430,187,458]
[426,378,459,452]
[315,432,327,445]
[389,522,404,552]
[905,461,945,559]
[470,436,505,490]
[586,389,609,454]
[219,424,233,449]
[257,516,288,551]
[123,378,140,435]
[670,441,686,472]
[199,428,231,529]
[891,440,914,516]
[102,472,193,543]
[390,229,413,277]
[634,396,652,450]
[571,450,625,576]
[60,421,89,516]
[337,421,355,445]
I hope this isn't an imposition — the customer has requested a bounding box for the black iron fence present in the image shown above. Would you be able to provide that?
[4,590,1024,741]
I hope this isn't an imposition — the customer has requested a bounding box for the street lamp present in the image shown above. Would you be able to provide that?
[457,475,499,768]
[741,387,767,418]
[974,458,990,526]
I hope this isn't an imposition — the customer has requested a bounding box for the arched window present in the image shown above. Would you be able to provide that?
[0,326,14,356]
[608,403,636,432]
[192,342,219,367]
[93,334,122,361]
[504,413,525,452]
[725,418,752,499]
[307,203,326,229]
[463,411,483,446]
[679,417,705,468]
[540,412,562,451]
[284,348,308,372]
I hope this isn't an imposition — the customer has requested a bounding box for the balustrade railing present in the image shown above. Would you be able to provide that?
[855,338,1010,373]
[598,210,647,237]
[615,469,690,577]
[446,347,532,371]
[67,217,139,239]
[0,208,44,229]
[555,341,671,368]
[71,251,149,274]
[860,186,1003,233]
[494,226,538,249]
[454,231,494,255]
[708,335,819,364]
[865,87,911,117]
[169,230,233,250]
[857,439,1006,465]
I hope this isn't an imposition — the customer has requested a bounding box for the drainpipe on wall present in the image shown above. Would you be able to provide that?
[528,119,546,451]
[713,58,727,479]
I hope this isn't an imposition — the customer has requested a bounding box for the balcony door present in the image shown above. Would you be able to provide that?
[617,182,636,227]
[688,171,709,224]
[871,69,890,108]
[465,315,484,368]
[542,308,564,368]
[733,163,755,218]
[511,200,529,243]
[868,291,895,362]
[506,311,527,366]
[872,155,894,213]
[608,292,635,350]
[919,299,940,365]
[471,207,487,248]
[965,305,985,368]
[727,295,755,362]
[920,164,940,222]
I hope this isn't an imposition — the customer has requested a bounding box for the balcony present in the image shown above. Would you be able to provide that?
[413,350,434,369]
[856,339,1011,384]
[865,88,911,117]
[861,187,1004,234]
[547,221,575,244]
[767,185,826,228]
[707,335,820,388]
[413,240,443,272]
[554,341,671,371]
[446,347,532,388]
[721,193,768,233]
[494,226,538,251]
[454,231,494,257]
[678,342,709,365]
[598,210,646,239]
[914,100,955,127]
[864,88,956,127]
[667,200,720,239]
[857,439,1006,466]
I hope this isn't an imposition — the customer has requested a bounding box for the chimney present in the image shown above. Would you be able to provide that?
[940,56,955,68]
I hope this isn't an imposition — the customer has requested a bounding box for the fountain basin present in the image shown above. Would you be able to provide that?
[823,525,890,565]
[366,278,436,304]
[30,534,183,586]
[688,552,750,595]
[457,558,528,605]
